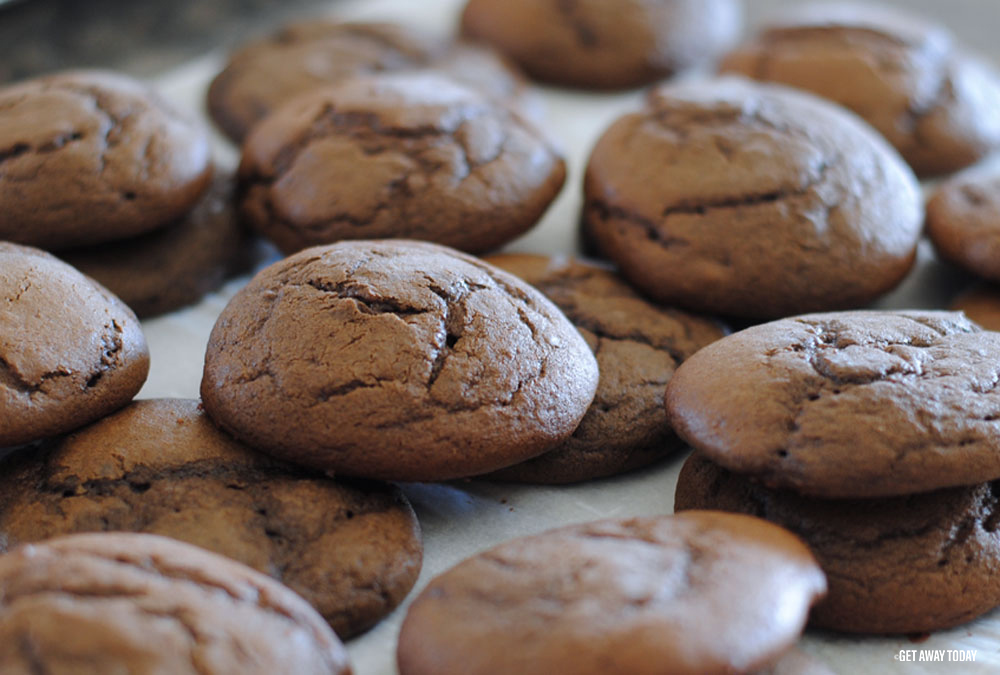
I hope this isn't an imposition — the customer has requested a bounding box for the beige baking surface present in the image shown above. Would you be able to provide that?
[142,0,1000,672]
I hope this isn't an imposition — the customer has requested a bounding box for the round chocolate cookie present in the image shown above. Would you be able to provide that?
[676,451,1000,634]
[0,70,212,250]
[665,310,1000,499]
[482,254,725,484]
[1,243,149,448]
[720,3,1000,177]
[0,532,351,674]
[0,399,423,639]
[927,166,1000,282]
[200,240,598,482]
[60,172,259,318]
[397,512,826,675]
[460,0,743,90]
[207,20,535,143]
[239,73,565,255]
[951,283,1000,332]
[584,77,922,319]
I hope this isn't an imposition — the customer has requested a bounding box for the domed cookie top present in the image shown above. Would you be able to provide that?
[0,399,423,639]
[397,512,826,675]
[0,70,212,250]
[200,240,598,482]
[482,254,726,484]
[0,532,351,674]
[239,72,565,255]
[460,0,743,89]
[665,310,1000,498]
[927,166,1000,283]
[720,2,1000,176]
[0,243,149,448]
[584,77,922,319]
[208,20,534,143]
[676,451,1000,634]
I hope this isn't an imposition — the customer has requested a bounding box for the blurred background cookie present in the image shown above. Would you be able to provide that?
[927,164,1000,282]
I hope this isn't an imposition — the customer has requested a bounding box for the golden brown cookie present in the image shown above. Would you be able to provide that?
[927,166,1000,282]
[583,77,922,320]
[482,254,725,483]
[1,243,149,448]
[0,532,352,674]
[0,399,423,639]
[397,512,826,675]
[201,240,598,482]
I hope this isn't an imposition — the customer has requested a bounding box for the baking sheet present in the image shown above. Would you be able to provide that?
[142,0,1000,672]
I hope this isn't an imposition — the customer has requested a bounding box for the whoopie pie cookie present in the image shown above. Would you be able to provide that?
[583,77,922,319]
[482,254,725,483]
[677,451,1000,634]
[60,171,259,318]
[200,240,598,482]
[0,70,212,250]
[397,512,826,675]
[0,532,351,674]
[0,399,423,639]
[238,72,565,255]
[720,2,1000,177]
[1,243,149,448]
[926,165,1000,282]
[665,310,1000,498]
[460,0,743,89]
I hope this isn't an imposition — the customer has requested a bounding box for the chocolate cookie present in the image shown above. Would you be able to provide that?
[482,254,725,484]
[397,512,826,675]
[201,240,598,482]
[927,166,1000,282]
[951,283,1000,332]
[239,73,565,255]
[0,70,212,250]
[460,0,743,90]
[676,451,1000,634]
[720,3,1000,177]
[207,21,535,143]
[0,532,351,674]
[583,77,922,319]
[0,399,422,639]
[665,310,1000,498]
[59,172,259,318]
[1,243,149,448]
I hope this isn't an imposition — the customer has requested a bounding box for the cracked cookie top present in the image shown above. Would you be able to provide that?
[676,451,1000,634]
[238,72,565,256]
[0,70,212,250]
[720,2,1000,176]
[481,254,726,484]
[583,77,922,319]
[200,240,598,482]
[0,243,149,448]
[0,532,351,675]
[397,512,825,675]
[460,0,743,89]
[0,398,423,639]
[927,165,1000,283]
[665,310,1000,498]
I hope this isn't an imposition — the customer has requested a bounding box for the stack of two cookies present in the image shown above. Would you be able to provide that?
[668,310,1000,634]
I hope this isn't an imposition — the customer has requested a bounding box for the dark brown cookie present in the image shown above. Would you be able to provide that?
[951,283,1000,331]
[207,20,535,143]
[1,243,149,448]
[481,254,725,484]
[665,310,1000,499]
[720,3,1000,177]
[0,532,351,674]
[676,451,1000,634]
[927,166,1000,282]
[200,240,599,482]
[583,77,922,319]
[239,72,565,256]
[0,70,212,250]
[397,512,826,675]
[460,0,743,89]
[59,171,259,318]
[0,398,423,639]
